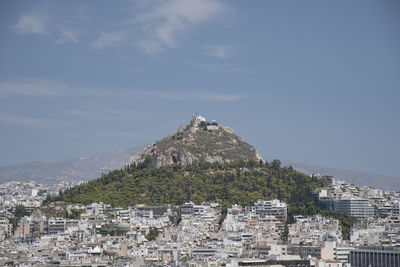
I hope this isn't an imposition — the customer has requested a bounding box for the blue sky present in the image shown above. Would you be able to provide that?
[0,0,399,178]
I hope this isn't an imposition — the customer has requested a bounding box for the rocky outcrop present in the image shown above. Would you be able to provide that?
[130,115,262,168]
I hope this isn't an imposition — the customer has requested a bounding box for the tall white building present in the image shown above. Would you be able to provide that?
[246,199,287,222]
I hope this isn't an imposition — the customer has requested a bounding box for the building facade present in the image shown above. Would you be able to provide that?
[337,199,374,219]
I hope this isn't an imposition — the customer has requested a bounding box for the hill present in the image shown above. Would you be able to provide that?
[1,115,397,190]
[46,115,357,238]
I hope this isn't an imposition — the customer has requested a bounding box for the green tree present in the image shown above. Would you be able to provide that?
[271,159,281,169]
[146,228,160,241]
[13,205,28,217]
[281,222,289,242]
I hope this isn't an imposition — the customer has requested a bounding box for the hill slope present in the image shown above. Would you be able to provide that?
[50,160,321,212]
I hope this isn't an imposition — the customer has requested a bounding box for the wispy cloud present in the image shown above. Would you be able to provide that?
[0,113,70,128]
[12,14,48,35]
[0,79,66,98]
[56,29,79,44]
[204,45,234,59]
[65,110,105,120]
[136,40,164,55]
[92,31,126,49]
[0,78,247,103]
[99,130,150,139]
[12,11,81,46]
[65,85,248,103]
[65,108,143,121]
[80,89,248,103]
[131,0,229,54]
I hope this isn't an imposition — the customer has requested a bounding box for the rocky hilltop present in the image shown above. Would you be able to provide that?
[130,114,262,168]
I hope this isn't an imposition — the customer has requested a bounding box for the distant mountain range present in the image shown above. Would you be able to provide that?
[269,159,400,191]
[0,147,141,184]
[0,148,398,191]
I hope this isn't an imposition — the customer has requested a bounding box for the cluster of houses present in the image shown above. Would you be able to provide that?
[314,175,400,247]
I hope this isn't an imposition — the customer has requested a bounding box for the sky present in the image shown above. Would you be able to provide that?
[0,0,399,178]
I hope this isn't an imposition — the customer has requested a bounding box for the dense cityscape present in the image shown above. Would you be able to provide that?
[1,173,399,266]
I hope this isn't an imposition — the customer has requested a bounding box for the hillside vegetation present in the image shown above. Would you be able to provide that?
[49,159,319,213]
